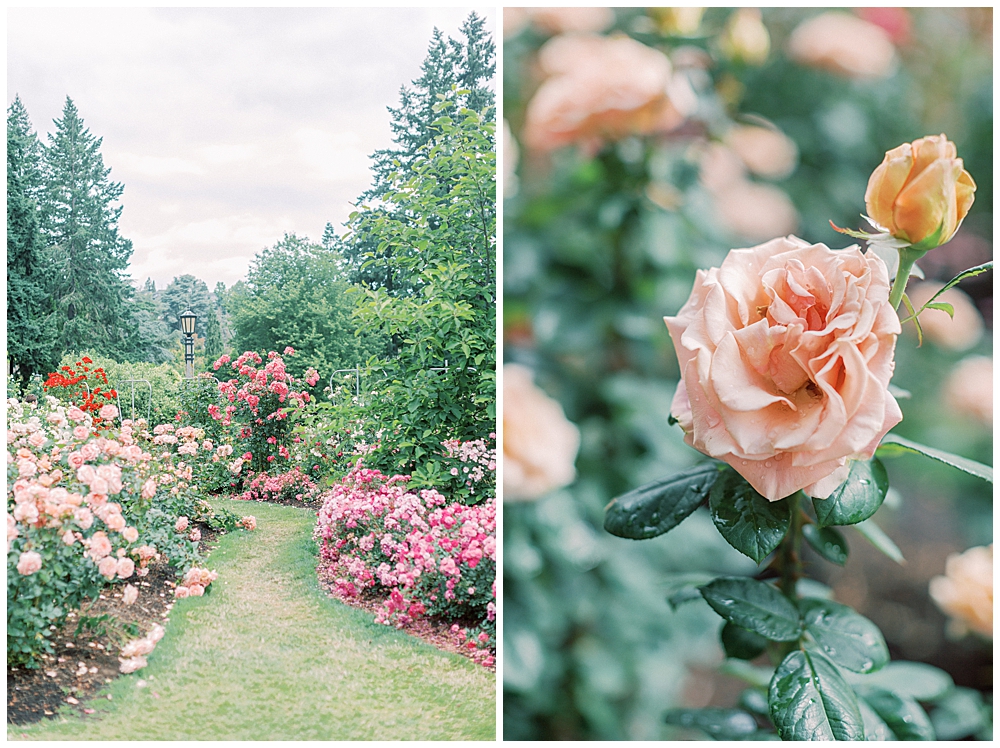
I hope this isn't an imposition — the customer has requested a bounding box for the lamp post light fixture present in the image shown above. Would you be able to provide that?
[180,310,197,379]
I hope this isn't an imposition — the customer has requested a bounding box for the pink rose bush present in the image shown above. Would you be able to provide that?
[236,467,319,504]
[314,461,496,665]
[5,396,240,667]
[665,236,902,501]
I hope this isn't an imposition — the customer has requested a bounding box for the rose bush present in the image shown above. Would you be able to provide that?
[236,467,319,504]
[314,461,496,666]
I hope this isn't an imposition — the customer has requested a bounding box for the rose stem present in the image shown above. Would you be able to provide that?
[778,492,803,599]
[887,247,924,310]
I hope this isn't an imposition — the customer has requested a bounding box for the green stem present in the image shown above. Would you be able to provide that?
[778,493,803,599]
[888,247,924,310]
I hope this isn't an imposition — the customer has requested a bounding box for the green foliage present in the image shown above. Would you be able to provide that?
[768,649,865,741]
[603,461,721,539]
[160,274,213,336]
[352,95,496,477]
[812,458,889,527]
[227,233,384,379]
[708,471,790,564]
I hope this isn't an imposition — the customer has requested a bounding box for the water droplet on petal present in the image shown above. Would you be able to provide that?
[764,461,772,468]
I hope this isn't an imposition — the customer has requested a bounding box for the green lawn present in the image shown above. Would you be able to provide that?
[9,500,496,740]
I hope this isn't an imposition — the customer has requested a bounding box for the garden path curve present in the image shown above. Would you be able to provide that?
[9,500,496,741]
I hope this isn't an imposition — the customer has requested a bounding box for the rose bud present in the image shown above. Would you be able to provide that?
[865,134,976,250]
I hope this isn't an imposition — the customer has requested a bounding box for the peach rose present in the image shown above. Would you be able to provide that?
[17,550,42,575]
[528,7,614,35]
[943,356,992,427]
[118,655,147,674]
[122,526,139,543]
[865,134,976,248]
[929,545,992,638]
[98,555,119,579]
[116,557,135,579]
[905,282,983,351]
[787,12,897,79]
[87,530,113,560]
[665,236,902,501]
[122,584,139,605]
[174,585,190,598]
[523,33,695,153]
[724,125,798,180]
[175,516,189,533]
[502,364,581,501]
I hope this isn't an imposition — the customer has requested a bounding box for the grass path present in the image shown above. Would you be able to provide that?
[9,500,496,740]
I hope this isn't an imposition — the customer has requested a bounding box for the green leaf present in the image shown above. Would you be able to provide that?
[721,621,768,661]
[709,470,790,563]
[662,572,717,611]
[921,261,993,307]
[738,688,770,716]
[852,519,904,564]
[664,708,759,740]
[846,661,953,701]
[876,433,992,483]
[799,599,889,674]
[813,459,888,527]
[862,690,935,740]
[802,524,849,565]
[769,649,866,741]
[923,301,954,317]
[604,462,721,539]
[700,577,801,642]
[720,660,774,688]
[857,698,896,742]
[929,687,987,740]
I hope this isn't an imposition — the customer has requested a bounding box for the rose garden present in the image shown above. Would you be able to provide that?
[7,16,496,740]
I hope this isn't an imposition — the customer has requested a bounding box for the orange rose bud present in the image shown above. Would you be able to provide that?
[865,134,976,249]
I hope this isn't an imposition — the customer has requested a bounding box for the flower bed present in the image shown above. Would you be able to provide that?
[313,461,496,666]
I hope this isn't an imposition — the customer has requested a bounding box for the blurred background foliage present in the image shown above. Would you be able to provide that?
[502,7,992,740]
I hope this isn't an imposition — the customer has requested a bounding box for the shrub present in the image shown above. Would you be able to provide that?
[313,461,496,666]
[236,468,320,504]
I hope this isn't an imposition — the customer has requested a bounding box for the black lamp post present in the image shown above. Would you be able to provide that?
[180,310,197,379]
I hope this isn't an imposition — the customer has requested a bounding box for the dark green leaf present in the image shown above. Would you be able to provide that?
[802,524,849,565]
[857,697,896,742]
[863,689,935,740]
[769,649,866,741]
[846,661,953,701]
[876,434,993,483]
[604,462,721,539]
[709,470,790,563]
[852,520,904,564]
[700,577,800,642]
[800,598,888,674]
[813,459,888,527]
[664,708,759,740]
[738,688,770,716]
[929,688,987,740]
[721,621,768,661]
[921,261,993,308]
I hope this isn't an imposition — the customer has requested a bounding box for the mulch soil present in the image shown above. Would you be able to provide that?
[7,525,222,727]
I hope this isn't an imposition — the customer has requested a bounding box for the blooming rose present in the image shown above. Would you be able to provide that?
[665,236,902,501]
[119,655,148,674]
[929,545,992,638]
[117,557,136,579]
[98,556,119,579]
[175,516,189,533]
[522,33,695,153]
[865,134,976,248]
[122,584,139,605]
[122,526,139,543]
[174,585,190,598]
[502,364,581,501]
[99,404,119,421]
[943,356,992,428]
[17,550,42,575]
[87,530,112,560]
[787,12,897,79]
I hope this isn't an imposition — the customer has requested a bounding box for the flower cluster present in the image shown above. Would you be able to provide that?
[313,461,496,662]
[118,623,165,674]
[211,350,315,473]
[42,358,120,431]
[174,566,219,598]
[439,434,497,503]
[235,468,319,504]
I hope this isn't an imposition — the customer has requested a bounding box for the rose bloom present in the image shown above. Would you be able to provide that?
[175,516,189,533]
[118,655,148,674]
[943,356,993,428]
[189,528,202,543]
[527,7,614,35]
[16,550,43,576]
[88,530,113,559]
[665,236,902,501]
[905,282,983,351]
[105,512,126,532]
[122,584,139,605]
[116,557,136,579]
[865,134,976,247]
[523,33,695,153]
[141,478,157,499]
[503,364,581,501]
[714,180,799,242]
[98,555,119,579]
[174,585,190,598]
[724,124,798,180]
[122,526,139,543]
[929,545,992,638]
[72,425,90,440]
[67,406,87,422]
[787,12,897,79]
[188,583,205,597]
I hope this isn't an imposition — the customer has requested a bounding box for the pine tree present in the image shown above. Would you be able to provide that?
[203,306,223,365]
[7,97,59,383]
[160,274,213,336]
[40,97,136,358]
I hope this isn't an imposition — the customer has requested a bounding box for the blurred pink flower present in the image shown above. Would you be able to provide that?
[98,556,119,579]
[724,124,798,180]
[905,282,984,351]
[943,356,992,427]
[788,12,897,79]
[188,584,205,597]
[122,526,139,543]
[117,557,136,579]
[528,7,614,35]
[88,531,112,560]
[175,516,189,533]
[98,404,119,421]
[929,544,993,638]
[523,33,695,153]
[122,584,139,605]
[17,550,42,575]
[174,585,190,598]
[118,655,147,674]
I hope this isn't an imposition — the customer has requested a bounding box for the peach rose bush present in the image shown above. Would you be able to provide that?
[603,136,992,740]
[6,395,252,670]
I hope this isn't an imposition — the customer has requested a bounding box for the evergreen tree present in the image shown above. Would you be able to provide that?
[160,274,213,336]
[40,97,136,358]
[203,305,223,365]
[338,13,495,294]
[7,97,58,383]
[118,282,174,364]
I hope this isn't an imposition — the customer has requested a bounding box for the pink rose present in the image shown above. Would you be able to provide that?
[189,528,201,542]
[87,530,112,560]
[67,406,87,422]
[116,557,136,579]
[141,478,157,499]
[929,544,993,638]
[73,425,90,440]
[175,516,189,533]
[16,550,42,575]
[665,236,902,501]
[122,526,139,543]
[174,585,190,598]
[188,583,205,597]
[122,584,139,605]
[98,555,119,579]
[99,404,119,421]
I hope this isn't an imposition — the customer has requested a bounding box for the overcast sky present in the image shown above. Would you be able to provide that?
[8,6,495,290]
